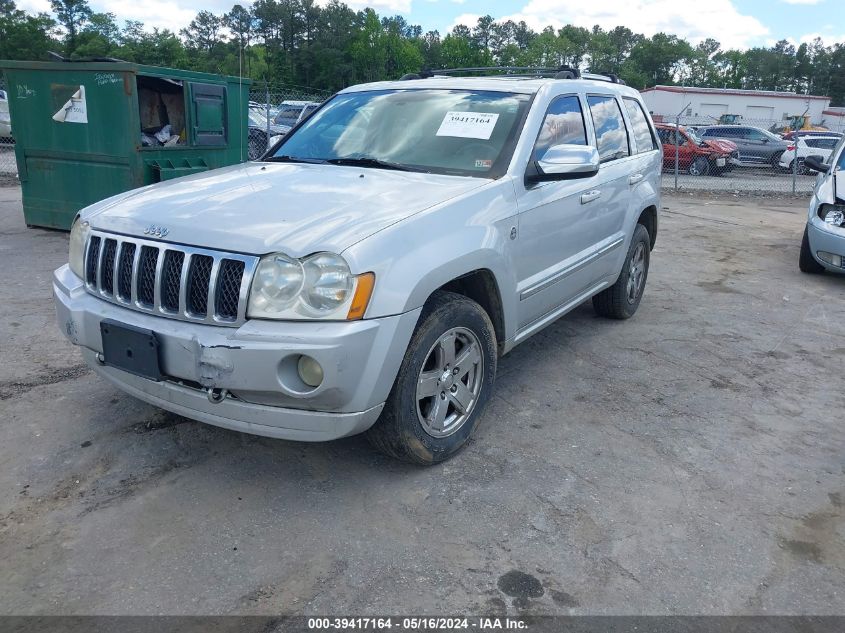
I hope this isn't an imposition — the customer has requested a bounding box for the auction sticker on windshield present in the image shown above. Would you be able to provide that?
[436,111,499,140]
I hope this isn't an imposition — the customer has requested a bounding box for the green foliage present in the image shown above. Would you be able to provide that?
[50,0,92,54]
[0,0,57,61]
[3,0,845,106]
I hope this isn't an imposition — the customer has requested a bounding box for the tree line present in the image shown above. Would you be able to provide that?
[1,0,844,105]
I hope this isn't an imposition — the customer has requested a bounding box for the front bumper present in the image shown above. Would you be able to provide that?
[807,217,845,274]
[54,265,421,441]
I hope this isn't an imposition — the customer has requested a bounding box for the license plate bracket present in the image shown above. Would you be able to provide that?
[100,320,163,381]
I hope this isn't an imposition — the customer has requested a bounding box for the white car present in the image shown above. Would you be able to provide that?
[779,136,841,174]
[0,91,12,140]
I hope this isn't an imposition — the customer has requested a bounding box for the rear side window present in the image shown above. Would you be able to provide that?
[587,95,630,162]
[657,128,681,145]
[706,127,734,138]
[532,95,587,161]
[623,98,657,153]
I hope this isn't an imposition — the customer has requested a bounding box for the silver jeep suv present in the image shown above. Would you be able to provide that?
[54,68,662,464]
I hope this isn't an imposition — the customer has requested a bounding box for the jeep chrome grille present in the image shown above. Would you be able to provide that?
[83,231,258,326]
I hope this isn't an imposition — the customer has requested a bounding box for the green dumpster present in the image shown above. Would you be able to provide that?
[0,60,251,229]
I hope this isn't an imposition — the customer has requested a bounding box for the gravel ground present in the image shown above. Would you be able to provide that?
[0,186,843,616]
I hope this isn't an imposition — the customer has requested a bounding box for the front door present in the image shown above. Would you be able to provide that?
[514,94,631,331]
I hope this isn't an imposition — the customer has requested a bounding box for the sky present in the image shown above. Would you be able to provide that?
[15,0,845,51]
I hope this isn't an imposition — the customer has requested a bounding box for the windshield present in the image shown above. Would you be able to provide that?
[686,128,703,144]
[249,111,269,127]
[762,129,783,142]
[269,89,532,178]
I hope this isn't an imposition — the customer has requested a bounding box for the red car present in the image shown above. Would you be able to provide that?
[656,123,738,176]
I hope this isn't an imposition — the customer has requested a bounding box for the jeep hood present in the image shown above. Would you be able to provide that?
[83,162,486,257]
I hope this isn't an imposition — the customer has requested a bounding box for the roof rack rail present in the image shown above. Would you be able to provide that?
[399,65,625,84]
[583,70,626,85]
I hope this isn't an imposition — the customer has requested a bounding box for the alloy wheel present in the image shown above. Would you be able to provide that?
[415,327,484,438]
[626,242,646,303]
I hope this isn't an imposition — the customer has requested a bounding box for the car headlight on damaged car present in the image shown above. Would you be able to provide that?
[819,204,845,227]
[247,252,375,321]
[68,217,91,279]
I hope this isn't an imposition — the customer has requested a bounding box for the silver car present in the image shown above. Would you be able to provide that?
[54,70,662,463]
[800,140,845,274]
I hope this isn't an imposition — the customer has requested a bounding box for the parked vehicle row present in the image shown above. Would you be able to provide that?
[655,123,738,176]
[699,125,789,167]
[247,110,291,160]
[246,100,322,159]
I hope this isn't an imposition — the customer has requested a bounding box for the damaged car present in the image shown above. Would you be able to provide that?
[800,137,845,274]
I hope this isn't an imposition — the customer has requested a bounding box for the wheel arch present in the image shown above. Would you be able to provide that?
[433,269,507,355]
[637,205,658,250]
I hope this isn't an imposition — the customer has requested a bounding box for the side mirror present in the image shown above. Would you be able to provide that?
[526,145,600,184]
[805,155,830,174]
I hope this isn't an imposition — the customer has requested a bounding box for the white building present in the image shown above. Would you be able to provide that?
[640,85,831,129]
[822,107,845,134]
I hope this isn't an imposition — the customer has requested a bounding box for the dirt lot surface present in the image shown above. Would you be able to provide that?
[1,186,843,615]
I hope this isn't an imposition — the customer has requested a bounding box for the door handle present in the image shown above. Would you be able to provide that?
[580,190,601,204]
[628,174,644,185]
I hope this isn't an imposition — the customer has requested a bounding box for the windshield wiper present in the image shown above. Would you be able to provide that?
[324,157,417,172]
[264,155,327,164]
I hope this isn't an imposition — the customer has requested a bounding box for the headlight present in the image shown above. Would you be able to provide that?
[247,251,374,320]
[68,217,91,279]
[819,204,845,227]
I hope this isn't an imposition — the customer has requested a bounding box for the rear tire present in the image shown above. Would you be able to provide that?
[366,291,497,465]
[593,224,651,320]
[799,226,825,274]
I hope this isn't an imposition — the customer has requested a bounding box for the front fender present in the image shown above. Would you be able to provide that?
[343,179,520,342]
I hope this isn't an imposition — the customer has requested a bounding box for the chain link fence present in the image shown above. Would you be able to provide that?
[0,74,17,184]
[245,81,333,160]
[651,114,840,196]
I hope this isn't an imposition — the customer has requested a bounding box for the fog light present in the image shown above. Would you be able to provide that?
[297,355,323,388]
[817,251,843,267]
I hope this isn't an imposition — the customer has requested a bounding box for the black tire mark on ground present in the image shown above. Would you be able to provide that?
[0,364,90,400]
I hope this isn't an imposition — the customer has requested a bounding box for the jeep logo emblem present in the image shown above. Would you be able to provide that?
[143,225,169,238]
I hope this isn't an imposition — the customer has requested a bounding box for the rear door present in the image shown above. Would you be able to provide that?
[740,128,769,163]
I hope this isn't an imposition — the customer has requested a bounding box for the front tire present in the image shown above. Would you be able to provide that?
[799,226,825,274]
[593,223,651,319]
[688,157,709,176]
[366,291,497,465]
[247,129,267,160]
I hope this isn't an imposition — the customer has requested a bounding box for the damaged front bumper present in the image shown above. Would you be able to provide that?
[807,216,845,274]
[54,264,421,441]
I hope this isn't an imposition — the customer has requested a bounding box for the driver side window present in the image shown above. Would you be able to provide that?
[532,95,587,161]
